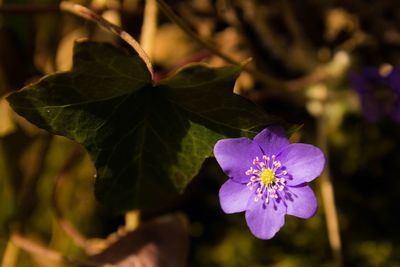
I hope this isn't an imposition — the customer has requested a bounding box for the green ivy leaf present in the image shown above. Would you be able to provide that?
[7,41,279,212]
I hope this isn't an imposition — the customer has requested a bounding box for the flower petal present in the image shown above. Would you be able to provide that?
[253,126,289,156]
[278,144,325,185]
[219,179,252,214]
[245,198,286,239]
[214,137,262,183]
[284,184,318,219]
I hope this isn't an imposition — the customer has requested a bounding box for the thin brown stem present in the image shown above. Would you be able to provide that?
[140,0,158,58]
[317,101,343,267]
[11,233,63,262]
[287,69,329,92]
[279,0,307,48]
[10,233,101,267]
[279,0,315,71]
[59,1,154,80]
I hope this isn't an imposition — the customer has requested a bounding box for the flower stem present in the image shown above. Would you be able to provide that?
[140,0,158,58]
[317,102,343,267]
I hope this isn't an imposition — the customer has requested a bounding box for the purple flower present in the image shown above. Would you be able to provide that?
[349,66,400,123]
[214,126,325,239]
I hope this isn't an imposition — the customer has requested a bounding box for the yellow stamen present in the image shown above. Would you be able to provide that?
[260,168,275,185]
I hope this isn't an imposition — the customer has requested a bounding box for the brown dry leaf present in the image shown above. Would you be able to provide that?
[89,213,189,267]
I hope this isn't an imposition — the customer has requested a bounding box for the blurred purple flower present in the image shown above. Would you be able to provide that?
[214,126,325,239]
[349,66,400,122]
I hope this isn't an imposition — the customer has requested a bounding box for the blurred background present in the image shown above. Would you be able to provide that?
[2,0,400,266]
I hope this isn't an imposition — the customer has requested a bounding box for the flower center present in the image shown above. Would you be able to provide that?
[245,155,289,204]
[260,168,275,185]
